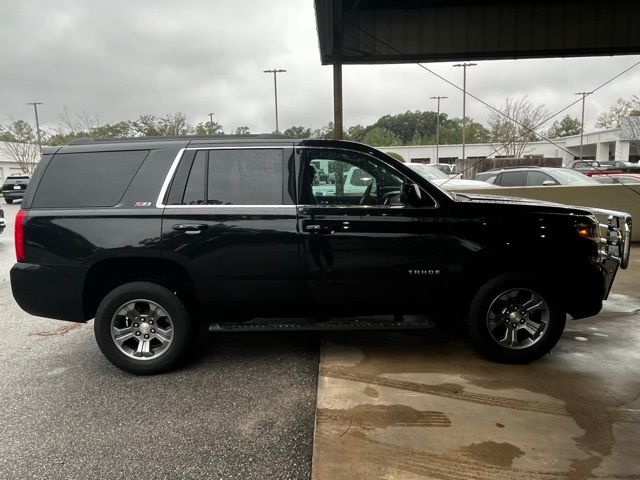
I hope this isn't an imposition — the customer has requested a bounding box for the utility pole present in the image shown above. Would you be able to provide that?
[575,92,592,160]
[208,112,215,125]
[263,68,286,133]
[430,96,448,164]
[27,101,43,158]
[453,63,477,160]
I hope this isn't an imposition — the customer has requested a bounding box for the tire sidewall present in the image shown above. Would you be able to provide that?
[94,282,193,375]
[467,273,566,363]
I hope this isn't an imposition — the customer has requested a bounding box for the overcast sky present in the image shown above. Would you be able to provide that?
[2,0,639,135]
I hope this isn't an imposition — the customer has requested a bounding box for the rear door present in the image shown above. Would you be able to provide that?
[160,146,300,317]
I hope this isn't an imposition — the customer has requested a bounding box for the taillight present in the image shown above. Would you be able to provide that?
[15,209,26,262]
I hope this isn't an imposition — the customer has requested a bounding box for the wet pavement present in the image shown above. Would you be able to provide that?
[312,259,640,480]
[0,202,320,480]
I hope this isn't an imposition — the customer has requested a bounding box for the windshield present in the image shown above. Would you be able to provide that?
[547,168,600,185]
[406,163,449,181]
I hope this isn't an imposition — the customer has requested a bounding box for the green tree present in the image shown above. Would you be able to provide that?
[435,117,489,144]
[372,110,439,144]
[233,126,251,135]
[194,120,224,135]
[361,127,401,146]
[547,115,582,138]
[345,124,367,142]
[310,122,335,140]
[131,113,193,136]
[91,121,134,139]
[283,126,311,138]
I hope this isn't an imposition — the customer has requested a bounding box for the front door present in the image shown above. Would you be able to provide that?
[297,148,451,315]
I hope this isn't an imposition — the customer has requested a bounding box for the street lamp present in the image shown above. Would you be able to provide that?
[430,96,448,164]
[575,92,593,160]
[453,63,477,160]
[27,101,43,157]
[263,68,286,133]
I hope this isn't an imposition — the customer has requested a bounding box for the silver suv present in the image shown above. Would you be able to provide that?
[475,167,600,187]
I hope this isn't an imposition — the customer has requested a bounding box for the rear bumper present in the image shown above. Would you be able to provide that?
[10,263,87,322]
[3,191,25,201]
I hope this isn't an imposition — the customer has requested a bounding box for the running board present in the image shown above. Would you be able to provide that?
[208,315,436,333]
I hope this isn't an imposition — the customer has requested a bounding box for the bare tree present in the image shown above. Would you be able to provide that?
[0,120,40,173]
[620,116,640,159]
[488,98,549,158]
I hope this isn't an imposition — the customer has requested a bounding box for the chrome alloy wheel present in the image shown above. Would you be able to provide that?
[486,288,550,350]
[110,300,174,360]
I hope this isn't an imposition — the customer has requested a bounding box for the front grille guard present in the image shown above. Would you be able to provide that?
[598,213,632,270]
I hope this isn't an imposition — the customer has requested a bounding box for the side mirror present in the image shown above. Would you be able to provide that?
[400,183,424,206]
[542,180,556,186]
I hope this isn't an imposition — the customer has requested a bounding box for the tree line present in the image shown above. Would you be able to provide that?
[1,95,638,173]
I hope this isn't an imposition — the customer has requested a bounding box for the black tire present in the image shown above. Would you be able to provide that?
[5,198,13,204]
[94,282,194,374]
[466,273,566,363]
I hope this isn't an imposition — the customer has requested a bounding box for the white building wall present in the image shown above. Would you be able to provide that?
[380,127,624,166]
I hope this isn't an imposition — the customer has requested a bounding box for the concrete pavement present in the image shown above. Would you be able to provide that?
[312,254,640,479]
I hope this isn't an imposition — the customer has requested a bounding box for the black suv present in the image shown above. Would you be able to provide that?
[10,137,631,374]
[2,173,30,204]
[0,206,5,235]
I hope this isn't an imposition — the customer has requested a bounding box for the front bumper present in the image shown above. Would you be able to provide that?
[597,211,632,298]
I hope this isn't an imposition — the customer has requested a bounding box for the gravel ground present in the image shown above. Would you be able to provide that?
[0,201,320,480]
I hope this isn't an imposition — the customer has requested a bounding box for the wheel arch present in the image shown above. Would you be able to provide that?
[83,257,201,321]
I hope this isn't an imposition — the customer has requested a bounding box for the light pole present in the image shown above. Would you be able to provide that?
[453,63,477,160]
[430,96,448,164]
[263,68,286,133]
[27,101,43,157]
[575,92,593,160]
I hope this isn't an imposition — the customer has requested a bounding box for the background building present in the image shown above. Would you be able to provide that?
[380,120,640,166]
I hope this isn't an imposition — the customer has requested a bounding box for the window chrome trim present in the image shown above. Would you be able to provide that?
[156,146,288,209]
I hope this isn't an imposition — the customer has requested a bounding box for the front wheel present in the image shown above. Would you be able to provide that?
[466,274,566,363]
[94,282,194,374]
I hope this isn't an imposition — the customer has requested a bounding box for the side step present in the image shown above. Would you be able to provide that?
[208,315,436,333]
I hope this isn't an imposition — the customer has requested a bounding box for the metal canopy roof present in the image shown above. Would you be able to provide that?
[315,0,640,64]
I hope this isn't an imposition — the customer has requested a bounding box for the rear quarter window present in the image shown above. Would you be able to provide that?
[32,150,149,208]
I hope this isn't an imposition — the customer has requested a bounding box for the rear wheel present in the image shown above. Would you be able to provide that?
[94,282,194,374]
[466,274,565,363]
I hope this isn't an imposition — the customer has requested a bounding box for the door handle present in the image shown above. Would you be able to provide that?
[172,224,208,234]
[305,224,323,232]
[304,224,336,234]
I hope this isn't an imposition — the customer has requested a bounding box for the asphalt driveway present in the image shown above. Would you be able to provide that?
[0,201,320,480]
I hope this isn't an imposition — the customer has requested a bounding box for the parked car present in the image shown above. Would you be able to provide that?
[567,160,603,174]
[431,163,458,176]
[475,166,601,186]
[592,173,640,185]
[10,137,631,374]
[596,161,640,174]
[406,163,497,190]
[0,207,5,235]
[2,173,30,204]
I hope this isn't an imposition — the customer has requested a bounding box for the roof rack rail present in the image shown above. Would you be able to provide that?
[69,134,296,145]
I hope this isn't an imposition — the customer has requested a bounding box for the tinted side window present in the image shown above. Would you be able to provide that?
[207,149,283,205]
[497,171,525,186]
[182,151,207,205]
[33,150,148,208]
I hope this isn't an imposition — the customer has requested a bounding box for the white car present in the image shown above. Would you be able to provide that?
[406,163,497,190]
